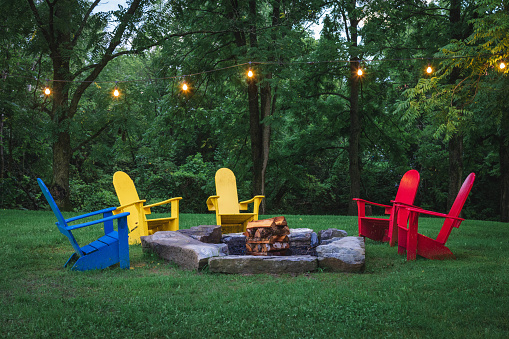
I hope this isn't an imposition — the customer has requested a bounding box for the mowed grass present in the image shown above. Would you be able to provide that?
[1,209,508,338]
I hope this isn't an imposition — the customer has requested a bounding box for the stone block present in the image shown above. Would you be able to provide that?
[288,228,318,256]
[141,231,228,271]
[221,232,246,255]
[178,225,222,244]
[319,228,348,245]
[316,236,365,273]
[209,255,318,274]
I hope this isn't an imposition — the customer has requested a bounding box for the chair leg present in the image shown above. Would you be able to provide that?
[406,213,419,261]
[397,228,407,256]
[64,252,79,268]
[118,216,130,269]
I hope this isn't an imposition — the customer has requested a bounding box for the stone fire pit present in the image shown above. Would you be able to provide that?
[140,226,365,274]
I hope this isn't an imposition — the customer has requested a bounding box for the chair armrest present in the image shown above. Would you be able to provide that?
[65,212,130,231]
[391,201,418,208]
[65,207,117,223]
[405,207,465,223]
[352,198,392,209]
[144,197,182,209]
[239,195,265,210]
[206,195,220,211]
[115,200,146,212]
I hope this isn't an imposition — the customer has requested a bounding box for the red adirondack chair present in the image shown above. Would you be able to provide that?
[353,169,420,246]
[397,173,475,260]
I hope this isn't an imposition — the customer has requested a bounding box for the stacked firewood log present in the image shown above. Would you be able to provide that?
[244,216,290,256]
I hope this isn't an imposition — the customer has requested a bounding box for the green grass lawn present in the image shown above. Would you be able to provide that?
[1,209,508,338]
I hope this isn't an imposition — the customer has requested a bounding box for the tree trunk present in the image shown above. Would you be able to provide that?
[446,0,464,211]
[248,77,263,197]
[49,1,73,210]
[348,61,361,215]
[246,0,273,214]
[500,141,509,222]
[447,133,463,210]
[347,2,361,216]
[52,131,72,210]
[28,0,143,210]
[500,107,509,222]
[1,114,4,179]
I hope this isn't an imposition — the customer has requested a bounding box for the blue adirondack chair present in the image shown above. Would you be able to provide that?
[37,178,130,271]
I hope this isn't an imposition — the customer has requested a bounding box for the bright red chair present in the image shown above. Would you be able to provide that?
[397,173,475,260]
[353,169,420,246]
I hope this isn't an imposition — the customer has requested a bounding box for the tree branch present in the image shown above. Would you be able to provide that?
[69,0,144,117]
[70,0,102,49]
[27,0,52,47]
[71,29,233,80]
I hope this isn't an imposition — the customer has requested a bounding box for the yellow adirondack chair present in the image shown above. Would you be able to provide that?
[113,171,182,245]
[206,168,264,234]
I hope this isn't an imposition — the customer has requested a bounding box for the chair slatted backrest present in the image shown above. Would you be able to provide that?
[113,171,144,236]
[394,170,420,226]
[113,171,141,206]
[437,173,476,244]
[215,168,240,214]
[37,178,84,257]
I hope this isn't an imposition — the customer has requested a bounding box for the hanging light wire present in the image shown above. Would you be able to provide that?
[5,53,506,91]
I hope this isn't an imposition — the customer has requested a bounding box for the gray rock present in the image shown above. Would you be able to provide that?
[316,236,365,273]
[289,228,319,246]
[178,225,222,244]
[319,228,348,244]
[209,255,318,274]
[288,228,318,256]
[141,231,228,270]
[221,232,246,255]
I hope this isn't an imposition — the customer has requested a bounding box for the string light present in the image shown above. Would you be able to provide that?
[113,82,120,97]
[6,54,506,100]
[247,61,254,79]
[43,79,51,95]
[355,60,363,76]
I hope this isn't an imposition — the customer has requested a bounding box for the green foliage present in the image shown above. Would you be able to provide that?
[142,153,216,213]
[70,176,119,212]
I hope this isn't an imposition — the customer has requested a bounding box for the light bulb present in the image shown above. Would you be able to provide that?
[357,68,363,76]
[44,87,51,95]
[247,70,254,78]
[113,88,120,97]
[426,66,433,74]
[500,62,506,70]
[182,83,188,91]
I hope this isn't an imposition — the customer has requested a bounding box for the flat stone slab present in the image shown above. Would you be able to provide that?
[316,236,365,273]
[178,225,222,243]
[141,231,228,271]
[209,255,318,274]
